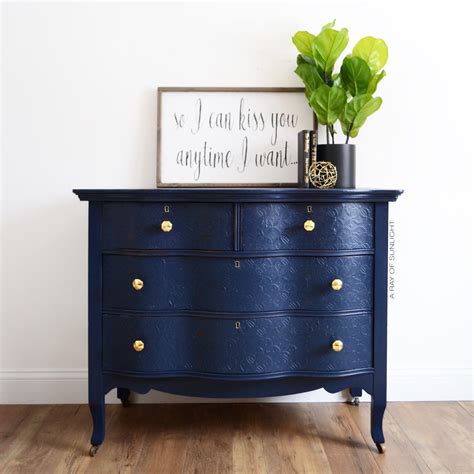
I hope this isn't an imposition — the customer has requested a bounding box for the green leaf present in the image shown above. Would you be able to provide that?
[320,19,336,32]
[295,62,324,99]
[352,36,388,73]
[312,28,349,74]
[367,70,386,94]
[292,31,316,57]
[297,54,308,65]
[340,94,382,137]
[340,56,371,96]
[309,84,346,125]
[332,72,342,87]
[297,53,319,71]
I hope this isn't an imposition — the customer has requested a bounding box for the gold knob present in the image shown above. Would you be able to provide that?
[132,278,144,291]
[161,220,173,232]
[304,219,315,232]
[331,278,343,291]
[332,340,344,352]
[133,340,145,352]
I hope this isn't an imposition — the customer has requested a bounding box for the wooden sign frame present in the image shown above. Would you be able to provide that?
[157,87,316,187]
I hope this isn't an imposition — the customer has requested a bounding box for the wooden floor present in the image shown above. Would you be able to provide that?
[0,402,472,473]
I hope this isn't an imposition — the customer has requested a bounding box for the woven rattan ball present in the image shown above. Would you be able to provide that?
[309,161,338,189]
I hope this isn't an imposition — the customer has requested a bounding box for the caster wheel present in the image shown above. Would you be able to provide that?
[89,445,99,457]
[351,397,360,406]
[376,443,386,454]
[121,399,130,407]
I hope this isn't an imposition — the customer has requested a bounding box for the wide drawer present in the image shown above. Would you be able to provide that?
[241,203,373,250]
[102,202,233,250]
[102,313,373,375]
[102,255,373,312]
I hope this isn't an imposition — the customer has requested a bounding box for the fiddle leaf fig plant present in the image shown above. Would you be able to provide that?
[292,21,388,144]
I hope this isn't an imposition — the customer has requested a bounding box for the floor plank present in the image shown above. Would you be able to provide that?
[388,402,474,473]
[182,404,234,474]
[0,405,54,473]
[52,405,94,474]
[349,402,431,473]
[0,402,472,473]
[27,405,89,474]
[77,404,150,474]
[0,405,33,461]
[117,404,190,473]
[308,402,381,473]
[458,401,474,417]
[269,403,332,473]
[251,403,288,474]
[231,404,268,474]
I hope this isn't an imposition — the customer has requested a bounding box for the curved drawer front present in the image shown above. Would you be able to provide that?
[102,202,233,250]
[103,314,373,375]
[103,255,373,312]
[242,203,373,250]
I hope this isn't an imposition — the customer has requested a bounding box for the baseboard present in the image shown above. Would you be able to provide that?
[0,368,472,404]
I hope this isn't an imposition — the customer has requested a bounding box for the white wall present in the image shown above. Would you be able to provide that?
[1,1,472,403]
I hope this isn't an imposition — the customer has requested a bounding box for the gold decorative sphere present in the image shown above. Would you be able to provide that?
[309,161,338,189]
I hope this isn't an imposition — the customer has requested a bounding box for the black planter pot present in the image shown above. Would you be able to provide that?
[317,144,356,189]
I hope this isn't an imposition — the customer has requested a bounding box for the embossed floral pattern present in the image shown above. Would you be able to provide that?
[242,203,373,250]
[103,314,372,375]
[103,255,373,312]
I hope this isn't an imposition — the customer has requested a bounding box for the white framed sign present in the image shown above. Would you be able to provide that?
[157,87,315,187]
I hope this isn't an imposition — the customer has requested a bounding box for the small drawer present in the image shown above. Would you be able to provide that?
[241,203,373,251]
[102,202,233,250]
[102,314,373,375]
[102,255,373,312]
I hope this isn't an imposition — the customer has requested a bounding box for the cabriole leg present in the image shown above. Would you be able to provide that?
[117,387,131,407]
[89,395,105,456]
[371,202,389,454]
[371,397,386,453]
[88,202,105,456]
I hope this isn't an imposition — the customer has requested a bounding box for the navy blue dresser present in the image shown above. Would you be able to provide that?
[74,188,402,455]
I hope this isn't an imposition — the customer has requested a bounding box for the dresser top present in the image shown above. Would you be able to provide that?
[73,188,402,203]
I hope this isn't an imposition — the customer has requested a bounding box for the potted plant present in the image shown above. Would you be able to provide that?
[292,20,388,188]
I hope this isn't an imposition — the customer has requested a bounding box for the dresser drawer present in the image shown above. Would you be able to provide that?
[103,255,373,312]
[241,203,373,250]
[102,202,233,250]
[102,313,373,375]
